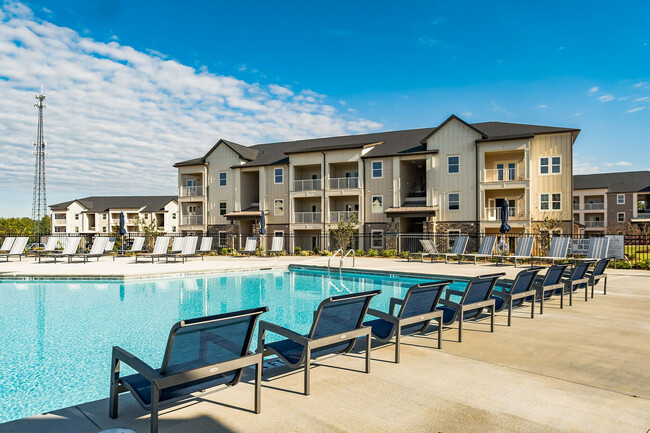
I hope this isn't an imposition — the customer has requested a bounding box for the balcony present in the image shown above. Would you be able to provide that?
[180,186,204,197]
[330,211,358,223]
[127,218,139,225]
[294,212,321,224]
[182,215,203,225]
[482,166,526,183]
[53,218,66,225]
[584,221,605,228]
[329,177,359,189]
[584,203,604,210]
[483,207,527,221]
[293,179,321,192]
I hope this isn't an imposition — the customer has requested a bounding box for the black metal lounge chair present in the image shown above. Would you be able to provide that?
[491,267,544,326]
[135,236,170,263]
[70,237,109,263]
[441,236,469,263]
[0,236,28,262]
[407,239,438,262]
[458,236,497,265]
[531,236,570,266]
[37,237,81,263]
[165,236,198,263]
[364,280,452,363]
[438,273,505,342]
[258,290,380,395]
[496,236,535,267]
[109,307,268,433]
[533,264,569,314]
[587,258,610,298]
[563,261,593,306]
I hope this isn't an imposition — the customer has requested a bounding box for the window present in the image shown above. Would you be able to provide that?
[172,213,176,219]
[274,231,284,237]
[551,156,561,174]
[219,202,227,216]
[188,205,197,214]
[74,227,79,233]
[448,156,459,174]
[508,163,516,180]
[372,161,383,178]
[497,163,504,181]
[617,194,625,205]
[172,226,176,232]
[447,230,461,249]
[102,227,107,233]
[143,213,148,219]
[552,193,561,210]
[218,231,227,247]
[540,194,549,210]
[75,214,79,220]
[617,212,625,222]
[371,230,383,249]
[274,199,284,215]
[102,213,107,220]
[371,195,383,213]
[219,171,227,186]
[448,193,460,210]
[540,157,549,174]
[274,168,284,184]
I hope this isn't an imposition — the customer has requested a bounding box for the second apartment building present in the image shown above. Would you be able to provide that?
[174,115,579,248]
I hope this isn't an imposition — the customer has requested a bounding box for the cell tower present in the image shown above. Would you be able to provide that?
[31,88,47,236]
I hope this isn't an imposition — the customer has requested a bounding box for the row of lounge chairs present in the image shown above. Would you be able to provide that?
[109,259,610,433]
[409,235,611,267]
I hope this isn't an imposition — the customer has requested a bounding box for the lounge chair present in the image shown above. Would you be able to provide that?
[165,236,198,263]
[407,239,438,262]
[37,237,81,263]
[531,236,570,266]
[562,261,593,307]
[240,237,257,256]
[267,236,284,256]
[0,237,28,262]
[0,236,15,253]
[170,237,185,254]
[458,236,496,265]
[33,236,59,260]
[533,264,570,314]
[109,307,268,433]
[70,237,109,263]
[105,237,117,261]
[258,290,380,395]
[573,237,610,262]
[364,280,452,363]
[496,236,534,267]
[129,237,145,253]
[491,267,544,326]
[438,273,505,342]
[587,258,610,298]
[198,236,214,260]
[135,236,170,263]
[442,235,469,263]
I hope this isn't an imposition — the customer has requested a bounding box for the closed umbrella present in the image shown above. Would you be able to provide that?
[499,199,511,252]
[119,212,128,255]
[259,210,267,256]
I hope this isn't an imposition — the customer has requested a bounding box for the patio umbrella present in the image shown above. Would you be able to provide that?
[499,199,511,252]
[119,212,128,255]
[259,210,267,256]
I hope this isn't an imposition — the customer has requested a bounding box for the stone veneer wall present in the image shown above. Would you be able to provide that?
[433,221,479,253]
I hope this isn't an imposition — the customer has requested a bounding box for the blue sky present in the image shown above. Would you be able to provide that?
[0,0,649,217]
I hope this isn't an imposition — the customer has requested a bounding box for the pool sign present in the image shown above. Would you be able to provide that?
[569,238,590,256]
[605,235,625,259]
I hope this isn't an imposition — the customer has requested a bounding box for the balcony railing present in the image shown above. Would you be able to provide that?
[294,212,321,223]
[180,186,204,197]
[584,220,605,228]
[483,207,527,221]
[573,203,605,210]
[482,166,526,183]
[293,179,321,192]
[329,177,359,189]
[329,211,358,223]
[182,215,203,225]
[53,218,66,224]
[127,218,139,225]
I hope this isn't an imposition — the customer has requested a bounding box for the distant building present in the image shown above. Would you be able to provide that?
[573,171,650,234]
[49,196,179,235]
[174,114,579,249]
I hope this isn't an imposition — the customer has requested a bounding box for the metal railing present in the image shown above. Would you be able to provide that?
[292,179,321,191]
[180,185,204,197]
[294,212,321,223]
[329,177,359,189]
[340,248,355,269]
[584,203,605,210]
[181,215,203,225]
[328,249,342,269]
[584,221,605,228]
[483,207,526,220]
[329,211,358,223]
[482,166,526,182]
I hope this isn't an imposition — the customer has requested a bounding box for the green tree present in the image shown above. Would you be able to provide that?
[137,218,163,251]
[537,217,562,254]
[329,213,359,251]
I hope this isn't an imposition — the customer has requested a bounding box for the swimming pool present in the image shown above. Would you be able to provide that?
[0,267,467,423]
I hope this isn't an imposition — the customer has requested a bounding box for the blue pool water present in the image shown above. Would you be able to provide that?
[0,268,467,423]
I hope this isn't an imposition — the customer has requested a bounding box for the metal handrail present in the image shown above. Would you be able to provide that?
[328,249,343,269]
[340,248,355,269]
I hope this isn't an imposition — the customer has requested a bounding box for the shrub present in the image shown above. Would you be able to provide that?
[366,249,378,257]
[300,250,310,256]
[398,251,410,259]
[320,250,331,256]
[355,249,365,257]
[380,249,397,257]
[294,246,302,255]
[220,247,230,256]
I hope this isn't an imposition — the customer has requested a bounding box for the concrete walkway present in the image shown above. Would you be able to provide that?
[1,258,649,432]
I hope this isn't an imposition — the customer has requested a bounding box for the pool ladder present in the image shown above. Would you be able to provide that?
[328,248,355,270]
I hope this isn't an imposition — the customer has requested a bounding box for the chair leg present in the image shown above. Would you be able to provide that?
[569,284,573,306]
[366,334,372,373]
[540,293,544,315]
[109,359,119,419]
[530,297,535,319]
[560,286,564,309]
[150,386,160,433]
[584,284,588,302]
[304,346,311,396]
[458,308,463,343]
[255,358,261,413]
[604,276,607,295]
[507,302,512,327]
[490,307,495,333]
[437,317,442,349]
[394,328,401,364]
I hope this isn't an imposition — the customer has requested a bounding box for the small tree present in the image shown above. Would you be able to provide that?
[138,218,163,251]
[329,213,359,251]
[537,217,562,254]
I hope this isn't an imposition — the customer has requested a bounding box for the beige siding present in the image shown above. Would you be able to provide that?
[206,144,244,225]
[364,157,393,222]
[265,165,290,224]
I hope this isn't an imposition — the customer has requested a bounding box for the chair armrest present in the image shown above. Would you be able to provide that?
[112,346,157,381]
[258,320,309,346]
[367,308,398,323]
[445,288,465,300]
[491,291,508,300]
[388,298,403,315]
[438,298,459,309]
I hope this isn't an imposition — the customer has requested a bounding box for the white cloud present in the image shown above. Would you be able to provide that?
[461,112,473,117]
[634,81,648,88]
[536,104,547,109]
[625,106,646,113]
[634,97,649,102]
[0,1,382,216]
[558,46,565,50]
[614,161,633,166]
[598,94,615,102]
[588,86,599,93]
[571,112,583,117]
[417,37,439,46]
[338,100,346,106]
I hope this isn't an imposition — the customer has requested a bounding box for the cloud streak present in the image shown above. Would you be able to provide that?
[0,1,382,216]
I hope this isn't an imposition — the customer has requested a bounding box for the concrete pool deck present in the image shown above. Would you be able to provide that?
[0,257,649,432]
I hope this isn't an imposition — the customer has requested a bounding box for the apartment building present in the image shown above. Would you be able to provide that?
[49,196,179,234]
[573,171,650,234]
[174,115,579,249]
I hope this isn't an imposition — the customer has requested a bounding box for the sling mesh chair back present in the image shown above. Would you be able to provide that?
[589,258,611,298]
[270,236,284,254]
[199,237,213,253]
[548,237,570,259]
[514,237,534,257]
[110,307,268,433]
[180,236,198,255]
[152,237,170,254]
[535,264,569,314]
[586,237,609,259]
[0,236,14,252]
[89,237,109,255]
[244,237,257,253]
[105,237,116,252]
[491,267,543,326]
[130,237,145,252]
[564,260,593,306]
[170,236,185,253]
[450,236,469,255]
[1,236,28,261]
[42,236,58,252]
[478,236,497,255]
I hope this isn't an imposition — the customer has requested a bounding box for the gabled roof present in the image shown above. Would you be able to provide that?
[49,196,177,212]
[573,171,650,193]
[176,115,579,169]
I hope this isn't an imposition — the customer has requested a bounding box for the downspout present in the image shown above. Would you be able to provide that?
[322,151,326,248]
[475,141,480,234]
